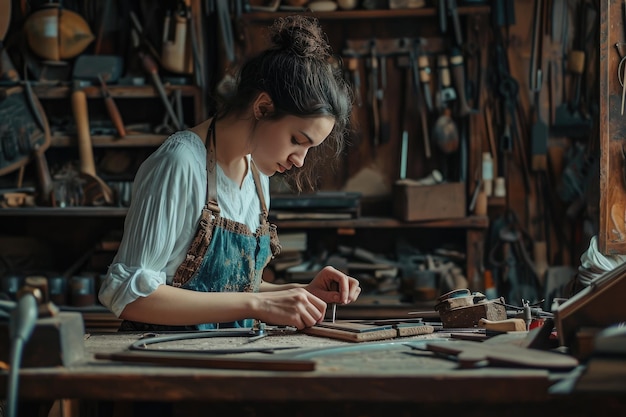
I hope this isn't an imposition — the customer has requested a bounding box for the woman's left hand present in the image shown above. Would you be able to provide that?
[306,266,361,305]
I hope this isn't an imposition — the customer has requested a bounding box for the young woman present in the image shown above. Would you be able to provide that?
[98,15,361,331]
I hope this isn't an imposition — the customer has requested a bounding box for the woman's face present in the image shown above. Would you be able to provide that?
[250,114,335,177]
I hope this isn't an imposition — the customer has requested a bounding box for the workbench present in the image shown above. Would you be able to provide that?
[3,328,626,417]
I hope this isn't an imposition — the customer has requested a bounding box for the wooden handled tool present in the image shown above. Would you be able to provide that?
[377,55,390,144]
[71,89,114,205]
[368,48,380,155]
[347,57,362,107]
[32,144,54,206]
[449,48,472,117]
[409,51,432,158]
[98,73,126,138]
[140,51,183,131]
[417,54,433,112]
[433,55,459,154]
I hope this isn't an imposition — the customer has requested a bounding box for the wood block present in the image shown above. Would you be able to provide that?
[0,312,86,367]
[396,324,435,337]
[438,298,507,328]
[303,321,398,342]
[425,340,579,370]
[393,182,466,222]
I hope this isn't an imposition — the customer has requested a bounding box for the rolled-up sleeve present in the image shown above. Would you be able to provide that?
[99,133,206,317]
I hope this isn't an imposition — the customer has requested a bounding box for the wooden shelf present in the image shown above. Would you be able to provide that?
[0,207,488,229]
[50,133,168,148]
[243,5,490,21]
[33,84,199,100]
[274,215,489,229]
[0,207,129,217]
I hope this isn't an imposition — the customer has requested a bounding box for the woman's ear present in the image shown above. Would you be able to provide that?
[253,92,274,119]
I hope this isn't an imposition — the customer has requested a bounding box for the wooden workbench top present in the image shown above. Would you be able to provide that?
[8,331,557,404]
[5,330,626,417]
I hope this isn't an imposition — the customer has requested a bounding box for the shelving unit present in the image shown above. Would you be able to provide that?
[1,4,495,323]
[35,84,203,148]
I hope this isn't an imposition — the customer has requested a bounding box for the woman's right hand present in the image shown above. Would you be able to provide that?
[252,288,327,330]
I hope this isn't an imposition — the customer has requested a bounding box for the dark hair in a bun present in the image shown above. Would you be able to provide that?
[217,15,353,192]
[270,16,331,59]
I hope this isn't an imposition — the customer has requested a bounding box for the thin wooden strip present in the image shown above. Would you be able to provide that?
[95,351,315,372]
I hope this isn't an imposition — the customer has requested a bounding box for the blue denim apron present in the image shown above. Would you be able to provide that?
[119,118,281,332]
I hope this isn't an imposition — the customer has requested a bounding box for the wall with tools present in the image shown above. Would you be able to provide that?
[0,0,604,317]
[238,0,601,309]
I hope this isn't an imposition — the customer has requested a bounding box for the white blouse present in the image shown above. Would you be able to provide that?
[98,130,270,317]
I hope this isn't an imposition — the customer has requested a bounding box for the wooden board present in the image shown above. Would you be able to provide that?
[397,324,435,337]
[303,325,398,342]
[424,340,579,370]
[302,320,434,342]
[95,350,316,372]
[315,320,393,333]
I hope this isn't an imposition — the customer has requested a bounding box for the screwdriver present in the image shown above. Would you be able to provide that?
[331,281,339,323]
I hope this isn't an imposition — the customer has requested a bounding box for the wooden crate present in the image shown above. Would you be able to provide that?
[393,181,466,222]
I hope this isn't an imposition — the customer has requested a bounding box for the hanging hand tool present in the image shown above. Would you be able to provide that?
[346,56,362,107]
[494,41,515,178]
[377,53,390,144]
[438,0,447,35]
[552,0,591,137]
[438,0,463,46]
[409,47,432,158]
[397,54,413,177]
[140,51,183,131]
[449,48,472,117]
[447,0,463,46]
[528,0,543,94]
[436,55,456,105]
[529,0,548,172]
[129,11,161,65]
[97,73,126,138]
[433,55,459,154]
[367,42,380,157]
[417,54,433,113]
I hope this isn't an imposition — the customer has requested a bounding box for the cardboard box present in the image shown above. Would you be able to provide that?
[393,181,466,222]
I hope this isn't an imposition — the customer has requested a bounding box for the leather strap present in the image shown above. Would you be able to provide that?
[205,117,220,214]
[249,160,269,226]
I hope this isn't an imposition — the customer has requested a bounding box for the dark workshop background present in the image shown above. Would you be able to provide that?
[0,0,615,329]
